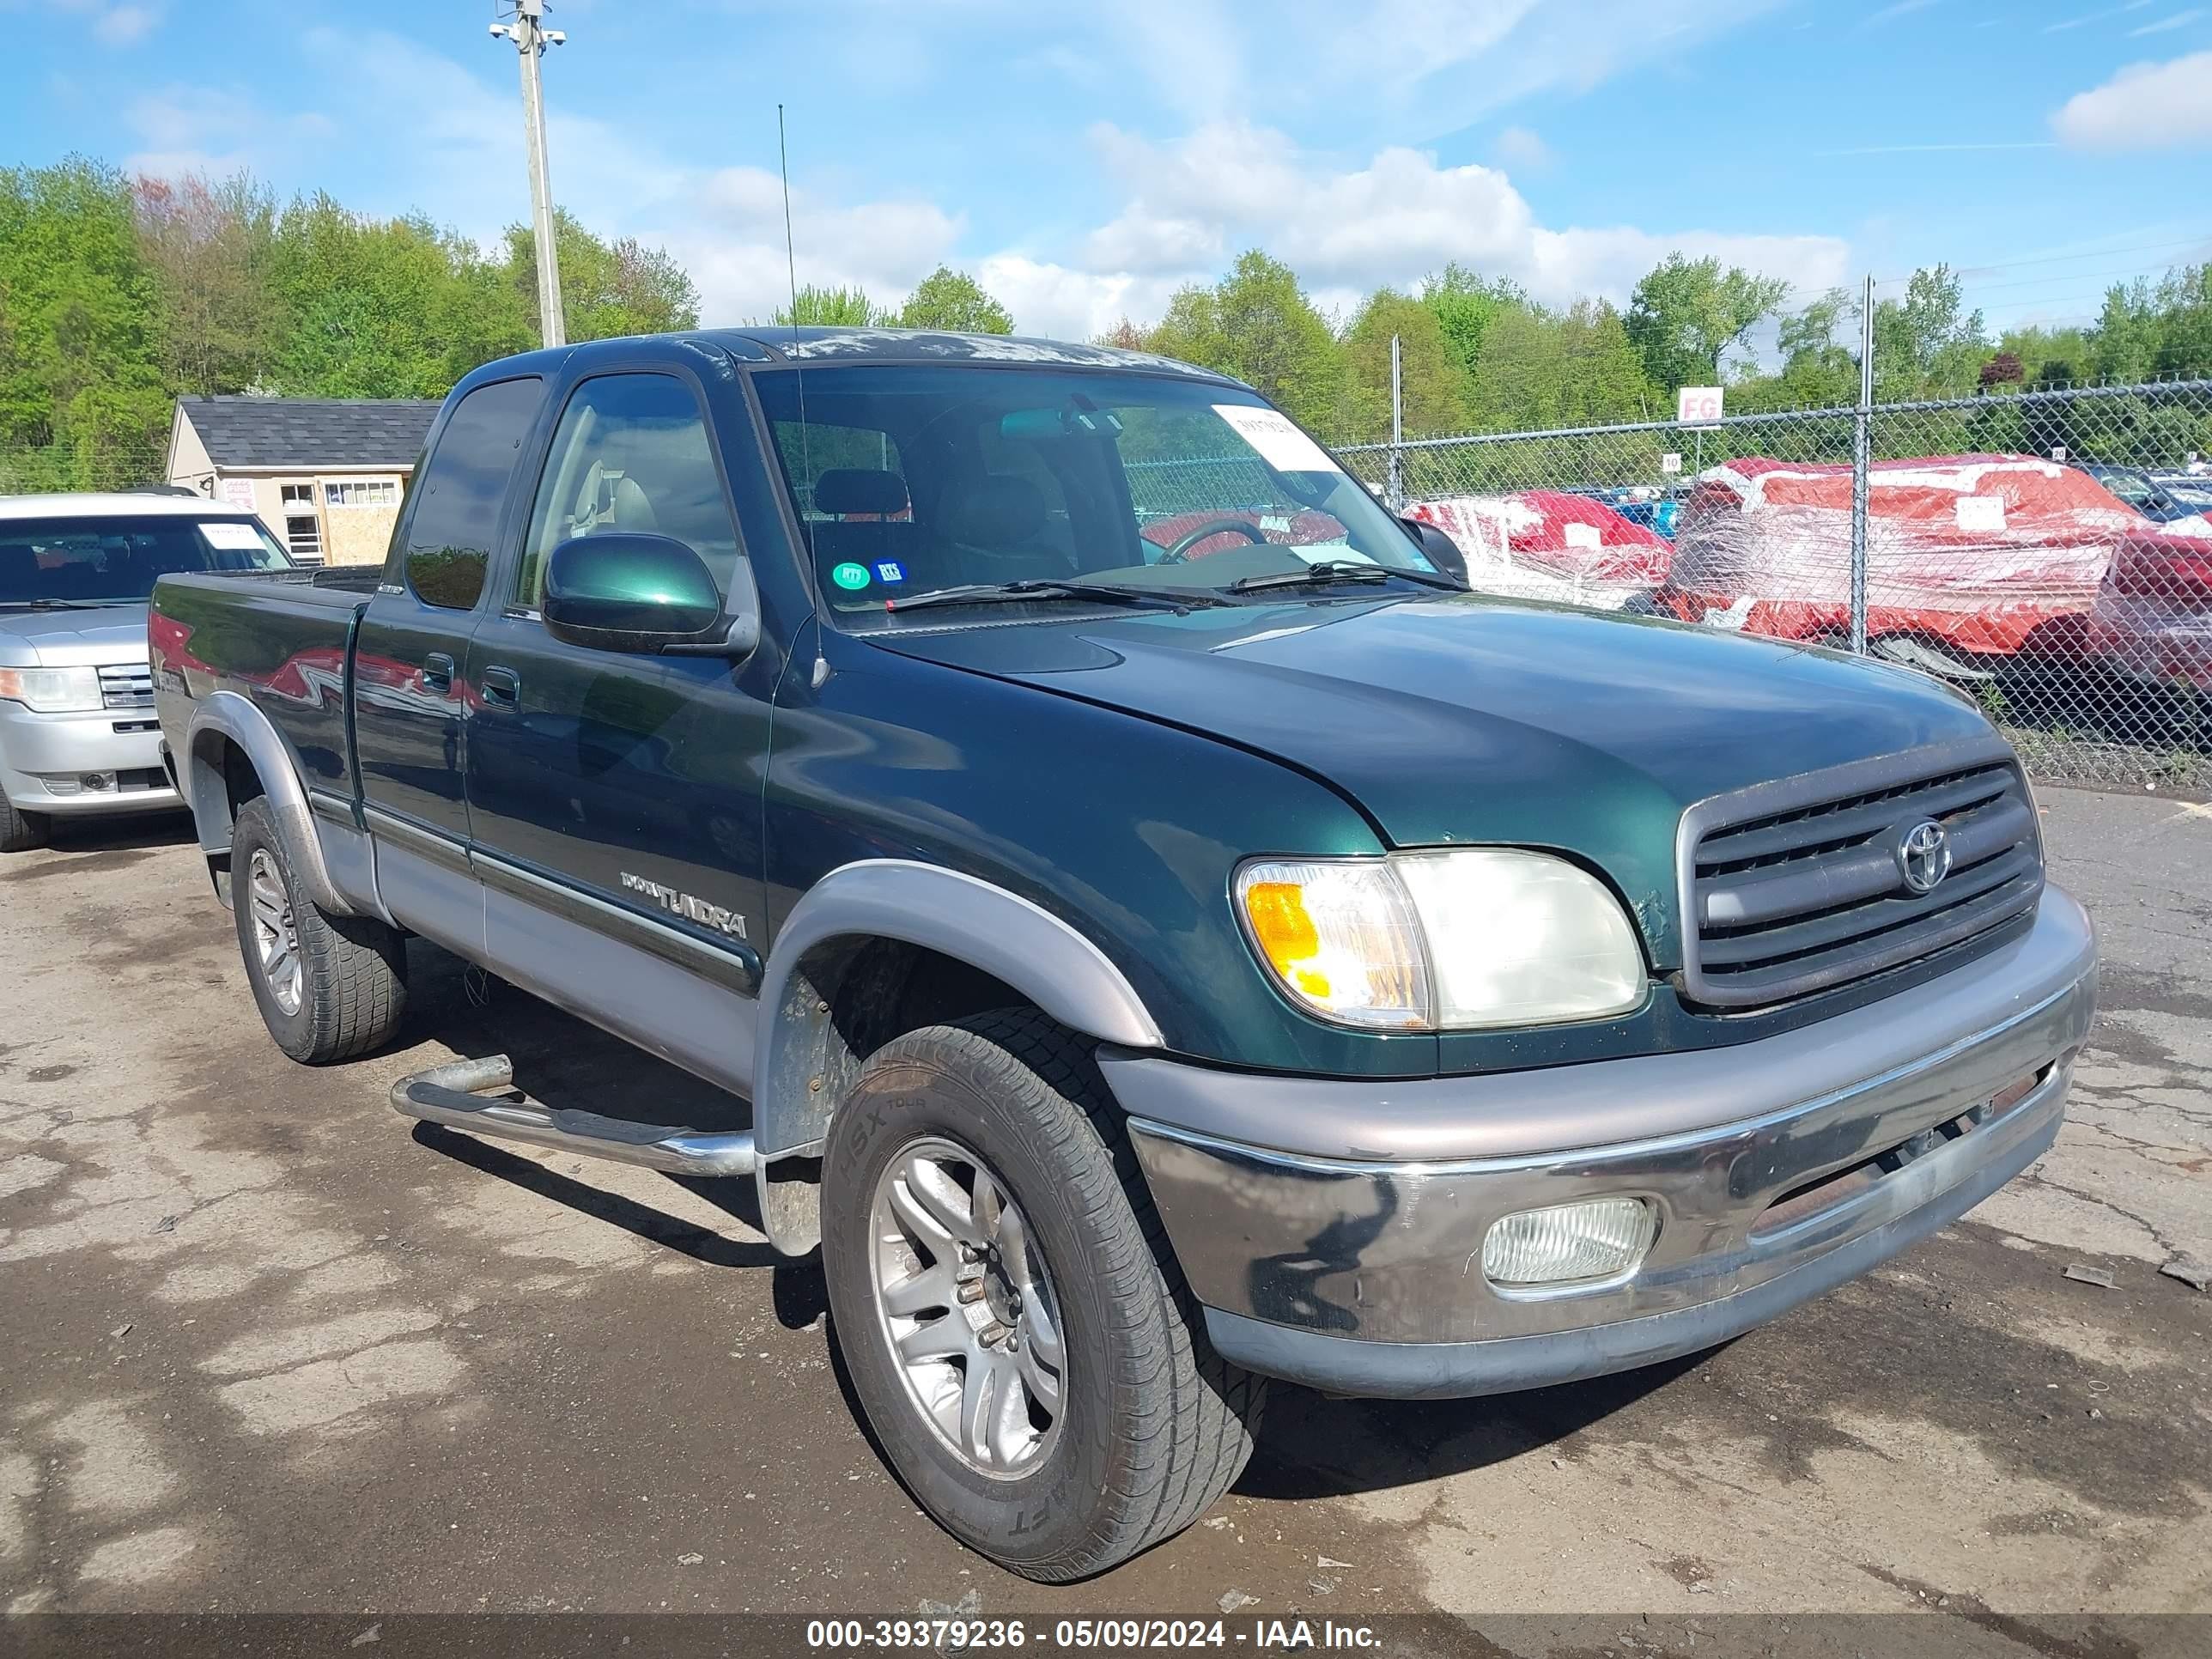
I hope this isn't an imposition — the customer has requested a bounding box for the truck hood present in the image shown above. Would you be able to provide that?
[871,592,1999,963]
[0,603,152,667]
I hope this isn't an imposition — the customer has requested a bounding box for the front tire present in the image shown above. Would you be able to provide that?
[230,797,409,1063]
[822,1009,1265,1582]
[0,798,49,854]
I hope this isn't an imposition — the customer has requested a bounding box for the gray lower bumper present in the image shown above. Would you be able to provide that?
[1,705,179,816]
[1111,889,2097,1399]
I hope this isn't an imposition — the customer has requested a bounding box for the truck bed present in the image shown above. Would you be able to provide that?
[151,569,376,800]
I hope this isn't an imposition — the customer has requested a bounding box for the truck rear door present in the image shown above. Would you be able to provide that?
[354,374,546,945]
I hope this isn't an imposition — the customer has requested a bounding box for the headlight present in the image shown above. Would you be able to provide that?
[0,665,103,714]
[1236,849,1645,1031]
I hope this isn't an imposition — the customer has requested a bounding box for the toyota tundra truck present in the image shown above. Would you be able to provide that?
[149,329,2098,1581]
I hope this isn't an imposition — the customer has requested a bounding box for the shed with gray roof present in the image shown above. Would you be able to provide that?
[165,395,440,567]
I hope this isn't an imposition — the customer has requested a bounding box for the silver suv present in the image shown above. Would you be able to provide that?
[2,493,293,852]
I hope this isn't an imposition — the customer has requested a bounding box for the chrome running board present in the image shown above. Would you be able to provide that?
[390,1054,756,1177]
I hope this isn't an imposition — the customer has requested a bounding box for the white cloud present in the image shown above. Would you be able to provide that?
[2051,52,2212,149]
[2129,7,2205,33]
[33,0,161,46]
[149,16,1849,344]
[1493,125,1553,169]
[665,168,963,323]
[95,3,157,43]
[1042,121,1848,336]
[122,86,332,180]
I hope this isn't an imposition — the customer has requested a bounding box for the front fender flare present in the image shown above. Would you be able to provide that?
[183,690,353,916]
[750,859,1164,1164]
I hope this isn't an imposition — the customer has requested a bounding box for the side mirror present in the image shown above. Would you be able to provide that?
[1400,515,1469,586]
[542,532,726,654]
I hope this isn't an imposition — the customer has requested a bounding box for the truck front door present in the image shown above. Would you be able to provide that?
[461,363,775,1024]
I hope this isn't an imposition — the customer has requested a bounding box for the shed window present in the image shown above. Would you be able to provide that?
[325,479,398,507]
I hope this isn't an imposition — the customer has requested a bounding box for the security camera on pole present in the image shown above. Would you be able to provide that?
[489,0,568,349]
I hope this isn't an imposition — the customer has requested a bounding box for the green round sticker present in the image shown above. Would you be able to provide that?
[831,561,872,591]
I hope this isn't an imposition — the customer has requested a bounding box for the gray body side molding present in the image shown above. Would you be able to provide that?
[750,859,1164,1163]
[181,690,354,916]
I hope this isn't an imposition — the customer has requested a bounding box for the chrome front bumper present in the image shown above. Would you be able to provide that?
[1110,888,2097,1399]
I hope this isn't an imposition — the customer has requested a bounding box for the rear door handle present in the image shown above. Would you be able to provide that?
[422,653,455,695]
[481,665,521,708]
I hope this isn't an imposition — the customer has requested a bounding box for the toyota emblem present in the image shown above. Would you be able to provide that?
[1895,819,1953,895]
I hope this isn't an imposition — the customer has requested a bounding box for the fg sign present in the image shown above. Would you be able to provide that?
[1677,386,1724,427]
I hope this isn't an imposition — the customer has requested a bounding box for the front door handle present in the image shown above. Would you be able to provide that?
[422,653,455,695]
[481,665,521,708]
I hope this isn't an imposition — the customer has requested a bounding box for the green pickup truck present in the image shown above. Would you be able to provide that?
[150,329,2097,1581]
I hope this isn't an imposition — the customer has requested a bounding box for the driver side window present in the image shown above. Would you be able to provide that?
[518,373,745,608]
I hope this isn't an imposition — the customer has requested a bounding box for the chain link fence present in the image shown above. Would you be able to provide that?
[1339,380,2212,794]
[0,441,169,496]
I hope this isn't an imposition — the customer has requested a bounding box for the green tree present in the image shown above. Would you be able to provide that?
[1340,288,1469,441]
[1870,264,1987,397]
[1468,300,1655,432]
[131,171,281,397]
[2144,263,2212,379]
[267,196,501,398]
[1732,286,1863,411]
[896,265,1014,333]
[0,156,168,489]
[768,283,887,327]
[1419,263,1524,381]
[501,208,699,343]
[1146,251,1346,430]
[1625,252,1790,392]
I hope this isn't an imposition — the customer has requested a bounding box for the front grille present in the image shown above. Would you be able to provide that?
[1680,740,2044,1010]
[98,661,154,710]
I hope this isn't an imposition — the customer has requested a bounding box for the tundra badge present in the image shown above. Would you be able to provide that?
[620,872,749,939]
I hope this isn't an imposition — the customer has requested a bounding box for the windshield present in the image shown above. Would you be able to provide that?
[751,365,1435,624]
[0,514,290,605]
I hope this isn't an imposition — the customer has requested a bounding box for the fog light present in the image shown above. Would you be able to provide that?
[81,772,113,792]
[1483,1197,1657,1287]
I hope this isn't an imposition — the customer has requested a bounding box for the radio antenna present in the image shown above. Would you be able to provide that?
[778,104,830,684]
[777,106,815,516]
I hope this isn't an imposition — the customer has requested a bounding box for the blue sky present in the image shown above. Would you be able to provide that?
[6,0,2211,343]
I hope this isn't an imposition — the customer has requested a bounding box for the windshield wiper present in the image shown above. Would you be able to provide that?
[884,580,1227,616]
[0,598,120,611]
[1226,560,1462,595]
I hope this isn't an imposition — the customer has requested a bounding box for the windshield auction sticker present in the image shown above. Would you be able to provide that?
[1212,404,1338,474]
[831,562,872,591]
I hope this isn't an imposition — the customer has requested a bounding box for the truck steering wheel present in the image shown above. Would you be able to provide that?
[1158,518,1269,564]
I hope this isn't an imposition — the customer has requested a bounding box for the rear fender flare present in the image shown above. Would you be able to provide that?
[750,859,1163,1167]
[183,690,352,916]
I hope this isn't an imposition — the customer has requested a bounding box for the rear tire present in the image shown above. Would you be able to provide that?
[822,1008,1266,1582]
[230,797,408,1063]
[0,798,49,854]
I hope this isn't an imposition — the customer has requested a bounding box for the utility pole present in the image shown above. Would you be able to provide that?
[490,0,568,349]
[1389,333,1404,509]
[1849,271,1875,655]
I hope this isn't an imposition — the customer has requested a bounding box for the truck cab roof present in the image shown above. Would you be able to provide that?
[471,326,1246,386]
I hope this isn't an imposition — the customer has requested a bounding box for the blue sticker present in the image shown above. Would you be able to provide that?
[875,561,907,584]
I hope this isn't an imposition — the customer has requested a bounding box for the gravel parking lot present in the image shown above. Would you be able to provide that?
[2,788,2207,1645]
